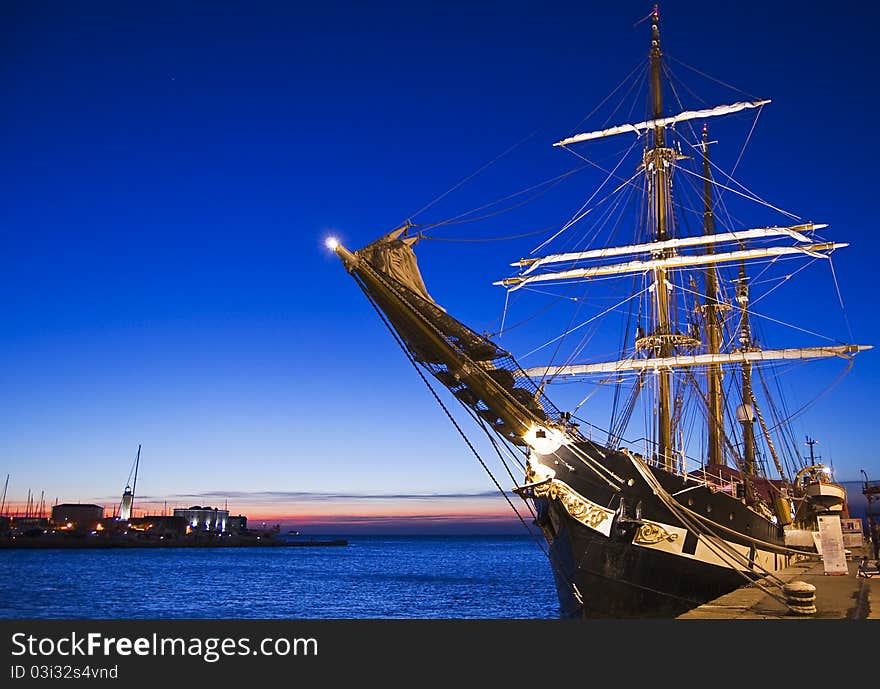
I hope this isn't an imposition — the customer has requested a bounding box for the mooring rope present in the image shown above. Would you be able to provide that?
[627,454,804,609]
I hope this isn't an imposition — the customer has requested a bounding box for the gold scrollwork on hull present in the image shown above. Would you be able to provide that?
[533,479,614,536]
[634,522,680,545]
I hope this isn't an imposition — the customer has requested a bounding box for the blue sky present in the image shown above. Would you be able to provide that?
[2,1,878,531]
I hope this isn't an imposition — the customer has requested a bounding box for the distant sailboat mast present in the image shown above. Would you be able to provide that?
[0,474,9,517]
[119,444,141,521]
[131,444,140,518]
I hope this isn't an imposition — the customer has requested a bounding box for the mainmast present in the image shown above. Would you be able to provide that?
[701,124,724,467]
[647,5,674,470]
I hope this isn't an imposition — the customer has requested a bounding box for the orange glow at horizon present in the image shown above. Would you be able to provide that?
[0,495,518,525]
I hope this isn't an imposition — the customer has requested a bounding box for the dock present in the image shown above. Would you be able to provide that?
[678,542,879,619]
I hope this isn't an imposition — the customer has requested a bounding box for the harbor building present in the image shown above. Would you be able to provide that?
[51,503,104,531]
[100,515,188,538]
[227,515,247,533]
[173,506,229,533]
[139,515,187,537]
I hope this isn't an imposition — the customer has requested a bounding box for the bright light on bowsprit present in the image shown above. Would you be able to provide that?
[325,236,339,250]
[523,424,566,455]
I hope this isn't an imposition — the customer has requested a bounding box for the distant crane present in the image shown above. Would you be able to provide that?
[0,474,8,516]
[119,445,141,521]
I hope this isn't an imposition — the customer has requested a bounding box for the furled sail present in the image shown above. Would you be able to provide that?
[554,99,770,147]
[513,224,825,275]
[497,242,846,290]
[523,345,872,378]
[356,227,437,304]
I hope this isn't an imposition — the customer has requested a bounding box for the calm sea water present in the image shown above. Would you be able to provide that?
[0,536,559,619]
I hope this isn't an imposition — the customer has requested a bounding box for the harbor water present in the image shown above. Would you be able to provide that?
[0,535,558,619]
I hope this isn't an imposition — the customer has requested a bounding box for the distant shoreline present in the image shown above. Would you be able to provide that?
[0,536,348,549]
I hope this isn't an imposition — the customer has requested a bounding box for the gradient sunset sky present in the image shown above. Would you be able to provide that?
[3,1,878,532]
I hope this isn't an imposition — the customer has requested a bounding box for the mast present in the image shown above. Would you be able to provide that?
[648,5,674,470]
[736,259,757,492]
[131,444,141,519]
[0,474,8,516]
[122,444,141,521]
[805,436,818,463]
[701,124,724,467]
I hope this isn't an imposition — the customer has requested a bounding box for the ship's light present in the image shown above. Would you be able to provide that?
[526,456,556,482]
[325,236,339,250]
[523,425,565,455]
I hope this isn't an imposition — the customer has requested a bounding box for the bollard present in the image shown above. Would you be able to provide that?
[783,580,816,616]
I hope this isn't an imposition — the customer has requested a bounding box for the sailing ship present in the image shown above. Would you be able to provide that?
[326,7,870,617]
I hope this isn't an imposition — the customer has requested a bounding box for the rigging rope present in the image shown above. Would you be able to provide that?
[352,265,588,606]
[358,285,533,525]
[750,388,789,483]
[663,62,763,196]
[425,170,583,229]
[406,129,541,222]
[627,454,803,609]
[729,104,762,181]
[828,257,856,344]
[530,155,642,256]
[410,57,643,238]
[564,440,625,490]
[465,405,528,488]
[565,59,645,137]
[666,53,761,101]
[492,290,574,338]
[520,286,649,362]
[680,367,744,473]
[674,277,846,346]
[423,226,555,243]
[672,161,800,221]
[764,358,854,434]
[547,173,643,374]
[748,258,818,309]
[497,288,510,340]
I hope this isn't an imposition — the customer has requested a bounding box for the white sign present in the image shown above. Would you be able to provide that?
[817,515,848,575]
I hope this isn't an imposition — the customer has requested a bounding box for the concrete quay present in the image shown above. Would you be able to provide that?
[677,544,879,619]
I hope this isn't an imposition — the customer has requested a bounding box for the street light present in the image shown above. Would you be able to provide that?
[862,469,878,560]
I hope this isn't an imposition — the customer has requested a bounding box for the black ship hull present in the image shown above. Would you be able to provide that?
[525,440,796,618]
[541,501,766,618]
